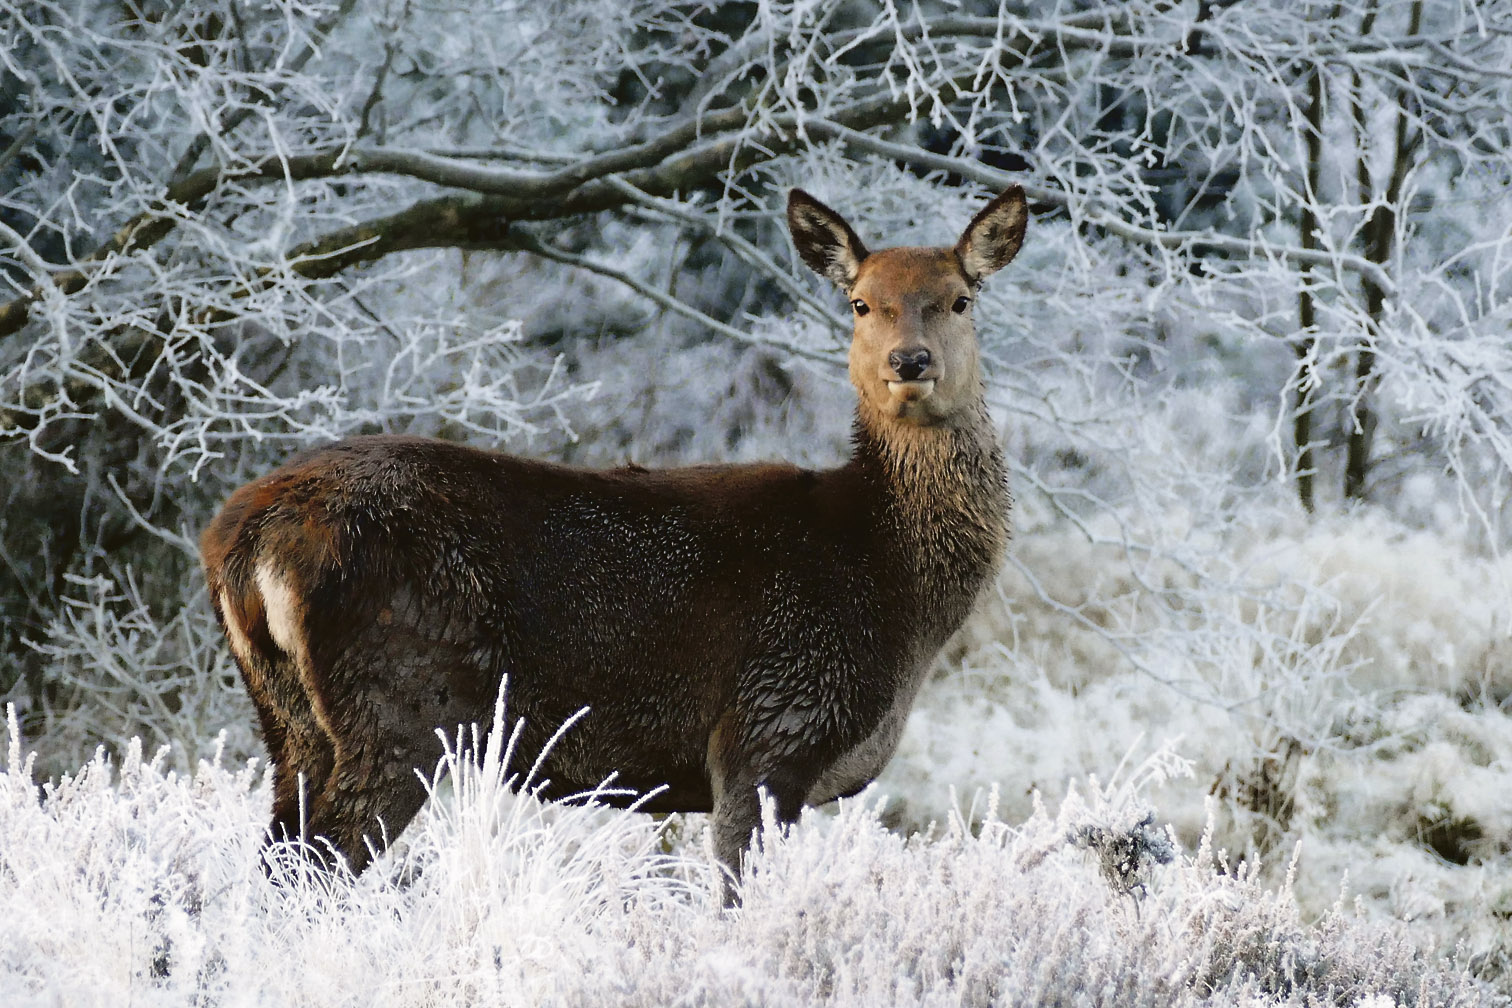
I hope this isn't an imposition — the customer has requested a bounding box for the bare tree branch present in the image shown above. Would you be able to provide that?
[811,119,1399,294]
[505,229,842,367]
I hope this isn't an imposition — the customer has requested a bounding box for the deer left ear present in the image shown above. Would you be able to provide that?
[955,186,1027,286]
[788,189,870,291]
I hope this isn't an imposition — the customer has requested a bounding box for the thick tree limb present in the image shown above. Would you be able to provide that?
[224,91,916,287]
[0,86,906,341]
[7,4,1464,342]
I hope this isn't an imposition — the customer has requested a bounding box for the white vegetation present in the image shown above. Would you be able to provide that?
[881,510,1512,984]
[0,705,1501,1007]
[3,0,1512,1001]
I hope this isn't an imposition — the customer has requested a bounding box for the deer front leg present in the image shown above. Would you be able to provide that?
[708,715,821,905]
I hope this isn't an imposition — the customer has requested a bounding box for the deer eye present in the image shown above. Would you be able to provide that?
[952,296,971,314]
[850,299,870,317]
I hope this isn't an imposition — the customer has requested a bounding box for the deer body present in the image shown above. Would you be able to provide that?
[202,186,1027,889]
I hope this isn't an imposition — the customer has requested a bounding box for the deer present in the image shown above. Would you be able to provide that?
[200,185,1026,899]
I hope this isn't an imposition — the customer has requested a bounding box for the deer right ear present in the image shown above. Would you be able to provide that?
[955,185,1027,287]
[787,189,870,291]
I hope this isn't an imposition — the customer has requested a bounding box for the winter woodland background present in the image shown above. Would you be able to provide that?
[2,0,1512,1004]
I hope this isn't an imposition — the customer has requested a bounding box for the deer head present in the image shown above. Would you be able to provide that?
[788,186,1027,428]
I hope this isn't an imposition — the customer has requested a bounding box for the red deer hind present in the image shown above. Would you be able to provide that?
[201,185,1027,894]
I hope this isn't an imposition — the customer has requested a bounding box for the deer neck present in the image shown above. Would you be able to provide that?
[850,392,1010,606]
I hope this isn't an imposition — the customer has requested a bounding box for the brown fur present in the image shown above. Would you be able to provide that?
[201,187,1028,894]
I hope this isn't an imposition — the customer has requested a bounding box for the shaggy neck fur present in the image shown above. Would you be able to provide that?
[850,392,1011,614]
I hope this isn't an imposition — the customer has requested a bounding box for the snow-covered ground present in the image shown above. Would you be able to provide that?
[880,510,1512,992]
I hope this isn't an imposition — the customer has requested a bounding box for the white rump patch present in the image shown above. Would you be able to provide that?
[255,560,303,656]
[250,558,338,744]
[218,588,257,668]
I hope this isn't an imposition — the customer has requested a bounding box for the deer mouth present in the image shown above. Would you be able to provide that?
[886,379,937,403]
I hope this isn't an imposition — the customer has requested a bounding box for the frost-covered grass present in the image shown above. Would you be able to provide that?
[1,705,1502,1007]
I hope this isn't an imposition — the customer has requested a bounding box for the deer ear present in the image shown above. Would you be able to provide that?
[787,189,870,291]
[954,186,1027,286]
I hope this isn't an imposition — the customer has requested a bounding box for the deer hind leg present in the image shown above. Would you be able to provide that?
[214,576,340,871]
[299,717,441,874]
[297,586,498,874]
[232,562,350,872]
[261,704,336,853]
[241,653,340,873]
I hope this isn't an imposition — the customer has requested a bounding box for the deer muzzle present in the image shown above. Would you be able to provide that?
[888,348,932,381]
[886,347,937,402]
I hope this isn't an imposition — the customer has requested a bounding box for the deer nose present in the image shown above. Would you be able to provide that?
[888,348,932,382]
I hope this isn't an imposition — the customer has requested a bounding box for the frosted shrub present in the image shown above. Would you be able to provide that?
[26,571,256,771]
[1067,794,1180,899]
